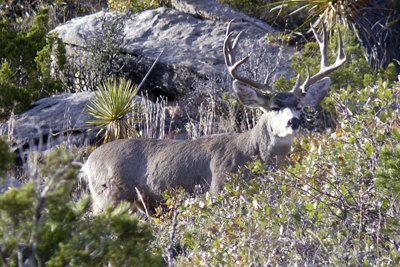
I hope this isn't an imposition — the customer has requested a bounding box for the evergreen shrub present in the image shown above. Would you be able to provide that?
[0,8,66,121]
[0,147,164,266]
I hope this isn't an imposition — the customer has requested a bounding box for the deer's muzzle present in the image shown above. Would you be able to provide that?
[288,118,300,130]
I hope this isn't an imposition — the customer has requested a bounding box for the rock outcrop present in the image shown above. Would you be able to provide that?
[52,0,296,98]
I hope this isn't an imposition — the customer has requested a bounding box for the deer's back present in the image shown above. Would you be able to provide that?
[83,134,250,209]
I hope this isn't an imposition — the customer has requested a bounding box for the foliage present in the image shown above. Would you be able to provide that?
[375,143,400,201]
[108,0,161,12]
[84,78,142,144]
[216,0,278,20]
[271,25,398,132]
[61,12,133,92]
[151,76,400,266]
[0,8,66,121]
[0,136,14,179]
[274,25,397,129]
[35,32,66,78]
[0,147,163,266]
[275,26,397,93]
[0,0,108,30]
[263,0,400,71]
[265,0,378,33]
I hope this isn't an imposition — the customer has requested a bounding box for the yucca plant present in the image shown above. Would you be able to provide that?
[265,0,378,32]
[84,78,142,144]
[263,0,400,71]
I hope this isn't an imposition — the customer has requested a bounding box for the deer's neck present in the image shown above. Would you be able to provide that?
[237,114,294,167]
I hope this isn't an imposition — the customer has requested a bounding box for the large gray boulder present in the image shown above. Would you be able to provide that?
[52,0,296,98]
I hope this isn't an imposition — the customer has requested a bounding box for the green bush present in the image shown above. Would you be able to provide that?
[0,8,66,121]
[0,0,108,29]
[108,0,161,12]
[215,0,287,25]
[0,136,14,179]
[0,147,164,266]
[273,26,398,130]
[274,26,397,93]
[375,142,400,201]
[151,76,400,266]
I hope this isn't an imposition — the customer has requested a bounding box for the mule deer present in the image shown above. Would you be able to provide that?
[82,20,346,213]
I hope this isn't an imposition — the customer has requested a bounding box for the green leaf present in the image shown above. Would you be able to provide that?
[305,203,315,210]
[212,237,221,249]
[265,205,271,216]
[292,212,301,222]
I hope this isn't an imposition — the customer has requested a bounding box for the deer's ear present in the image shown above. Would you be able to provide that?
[233,80,270,108]
[299,77,331,107]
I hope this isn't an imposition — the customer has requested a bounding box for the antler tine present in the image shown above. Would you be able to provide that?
[312,23,328,70]
[224,31,244,67]
[336,24,346,65]
[226,19,234,38]
[264,73,270,85]
[224,20,271,91]
[293,23,347,95]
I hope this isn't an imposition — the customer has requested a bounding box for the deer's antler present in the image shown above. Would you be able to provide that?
[224,20,272,92]
[291,24,347,97]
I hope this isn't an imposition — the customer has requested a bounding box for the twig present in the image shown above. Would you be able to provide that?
[306,229,332,265]
[137,49,164,92]
[51,126,100,136]
[0,245,9,267]
[168,207,179,267]
[135,187,150,218]
[377,204,382,259]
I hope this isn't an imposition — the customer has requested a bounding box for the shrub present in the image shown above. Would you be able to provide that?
[108,0,160,12]
[275,26,397,93]
[0,136,14,179]
[375,142,400,201]
[150,75,400,266]
[0,8,66,121]
[0,147,164,266]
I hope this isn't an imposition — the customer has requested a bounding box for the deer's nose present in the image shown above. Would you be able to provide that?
[288,118,300,130]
